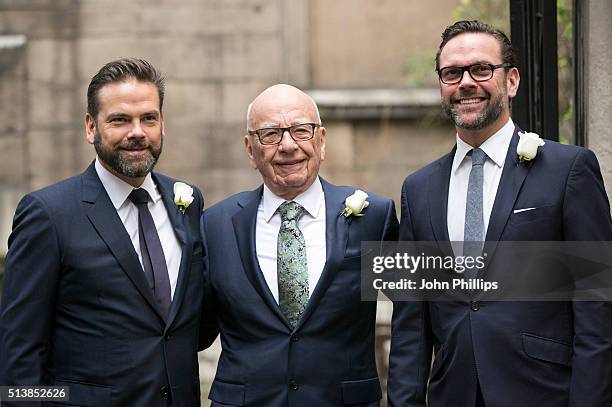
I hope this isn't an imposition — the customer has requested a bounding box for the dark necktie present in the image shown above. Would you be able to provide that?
[464,148,487,280]
[277,201,309,328]
[128,188,171,318]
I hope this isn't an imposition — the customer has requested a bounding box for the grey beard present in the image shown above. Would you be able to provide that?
[94,131,162,178]
[105,150,158,178]
[443,92,506,131]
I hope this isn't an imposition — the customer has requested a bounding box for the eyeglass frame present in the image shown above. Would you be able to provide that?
[247,123,321,145]
[436,63,513,85]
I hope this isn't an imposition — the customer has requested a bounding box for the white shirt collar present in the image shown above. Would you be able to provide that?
[94,157,161,209]
[261,177,324,222]
[452,118,515,173]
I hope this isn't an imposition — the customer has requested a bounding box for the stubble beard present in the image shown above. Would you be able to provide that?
[443,88,507,131]
[94,129,162,178]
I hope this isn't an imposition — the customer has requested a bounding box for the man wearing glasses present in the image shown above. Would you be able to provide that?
[387,20,612,407]
[200,84,398,406]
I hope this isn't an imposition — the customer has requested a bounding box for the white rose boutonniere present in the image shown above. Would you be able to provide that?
[174,182,194,214]
[341,189,369,218]
[517,131,545,163]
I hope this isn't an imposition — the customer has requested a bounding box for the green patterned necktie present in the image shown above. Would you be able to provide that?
[277,201,309,328]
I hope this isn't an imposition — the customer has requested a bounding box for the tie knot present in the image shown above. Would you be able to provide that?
[470,148,487,167]
[128,188,150,206]
[279,201,304,222]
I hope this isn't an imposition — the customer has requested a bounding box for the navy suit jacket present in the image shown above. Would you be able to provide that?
[0,163,213,407]
[200,179,398,407]
[387,128,612,407]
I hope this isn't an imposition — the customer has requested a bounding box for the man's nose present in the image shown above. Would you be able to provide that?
[128,119,146,138]
[278,129,298,150]
[458,70,477,88]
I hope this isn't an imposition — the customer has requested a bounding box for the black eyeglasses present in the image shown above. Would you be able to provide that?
[248,123,320,145]
[437,63,512,84]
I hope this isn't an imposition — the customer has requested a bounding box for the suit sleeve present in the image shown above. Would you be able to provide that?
[387,179,432,407]
[0,194,61,386]
[198,209,219,351]
[563,148,612,407]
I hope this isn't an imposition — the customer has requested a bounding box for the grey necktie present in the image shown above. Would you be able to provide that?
[464,148,487,279]
[128,188,172,318]
[277,201,309,328]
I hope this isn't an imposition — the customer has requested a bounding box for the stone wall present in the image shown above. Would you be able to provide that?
[0,0,457,249]
[0,33,28,253]
[4,1,610,406]
[0,3,457,405]
[584,0,612,203]
[309,0,456,88]
[0,0,313,211]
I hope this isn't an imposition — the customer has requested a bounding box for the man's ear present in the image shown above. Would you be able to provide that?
[319,126,326,161]
[160,112,165,137]
[244,135,258,170]
[85,113,96,145]
[506,67,520,99]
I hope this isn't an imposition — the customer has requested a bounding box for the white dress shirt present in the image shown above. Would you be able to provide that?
[95,158,182,299]
[255,177,327,303]
[447,118,515,243]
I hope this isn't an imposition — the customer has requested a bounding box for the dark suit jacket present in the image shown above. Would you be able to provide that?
[200,179,398,407]
[0,162,212,407]
[387,128,612,407]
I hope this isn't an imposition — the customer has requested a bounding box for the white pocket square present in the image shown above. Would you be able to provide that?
[513,207,537,214]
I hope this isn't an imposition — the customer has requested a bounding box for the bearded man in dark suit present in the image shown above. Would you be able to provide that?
[387,20,612,407]
[0,58,215,406]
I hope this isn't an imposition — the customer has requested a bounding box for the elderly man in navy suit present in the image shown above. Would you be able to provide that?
[0,58,215,406]
[387,20,612,407]
[201,84,398,406]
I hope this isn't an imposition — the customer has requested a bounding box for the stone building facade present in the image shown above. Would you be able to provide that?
[0,2,457,404]
[0,1,457,249]
[1,1,610,405]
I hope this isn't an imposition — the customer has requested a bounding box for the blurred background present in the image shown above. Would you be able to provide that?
[1,0,610,405]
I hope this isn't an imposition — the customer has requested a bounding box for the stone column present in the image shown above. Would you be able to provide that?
[584,1,612,203]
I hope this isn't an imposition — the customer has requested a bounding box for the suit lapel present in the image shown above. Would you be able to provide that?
[477,128,530,278]
[429,150,454,257]
[485,128,529,243]
[82,164,166,322]
[295,179,349,330]
[154,174,192,328]
[155,174,188,246]
[232,187,292,329]
[231,181,351,331]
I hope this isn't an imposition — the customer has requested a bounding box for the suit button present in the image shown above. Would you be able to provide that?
[470,301,480,311]
[165,334,171,341]
[289,380,298,390]
[160,386,169,398]
[291,335,299,342]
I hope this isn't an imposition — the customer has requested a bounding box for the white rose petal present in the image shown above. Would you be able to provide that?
[345,190,369,214]
[174,182,194,208]
[517,132,545,161]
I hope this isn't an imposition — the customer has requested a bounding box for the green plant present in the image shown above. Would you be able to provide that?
[402,47,439,88]
[557,0,574,144]
[453,0,510,32]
